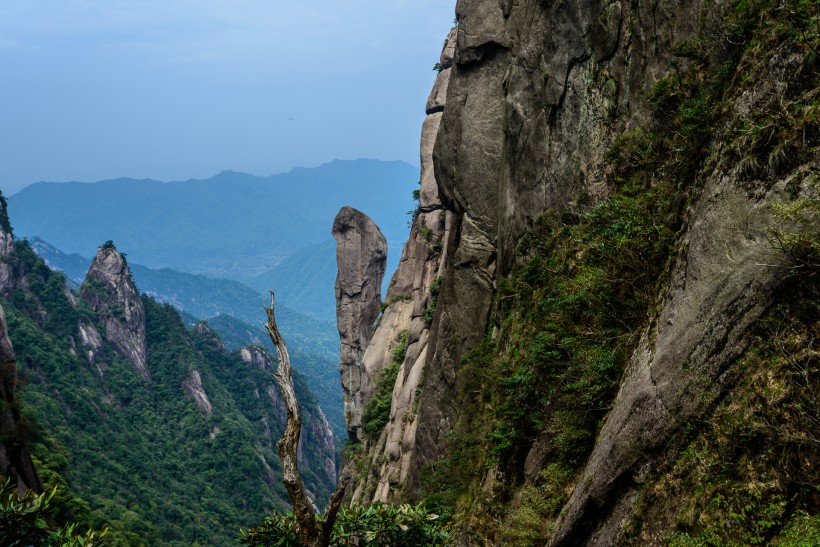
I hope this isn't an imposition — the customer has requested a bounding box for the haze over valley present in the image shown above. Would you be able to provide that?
[0,0,818,545]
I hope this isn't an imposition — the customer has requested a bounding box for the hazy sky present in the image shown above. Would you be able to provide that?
[0,1,456,195]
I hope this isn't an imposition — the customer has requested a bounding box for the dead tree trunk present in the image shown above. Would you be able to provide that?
[264,291,348,547]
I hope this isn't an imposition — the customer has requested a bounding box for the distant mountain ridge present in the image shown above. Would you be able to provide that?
[9,159,415,285]
[0,206,337,544]
[246,238,340,320]
[30,236,345,438]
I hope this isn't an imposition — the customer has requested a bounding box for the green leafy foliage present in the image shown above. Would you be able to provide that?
[419,177,679,540]
[483,181,677,471]
[29,235,347,441]
[3,245,336,545]
[188,329,335,506]
[770,513,820,546]
[423,276,443,323]
[0,479,107,547]
[240,502,451,546]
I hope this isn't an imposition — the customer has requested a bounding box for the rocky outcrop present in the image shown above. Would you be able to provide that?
[343,28,458,503]
[194,322,226,351]
[240,346,274,373]
[550,173,800,546]
[299,405,338,487]
[78,321,104,375]
[332,207,387,442]
[0,303,42,494]
[409,0,702,503]
[346,0,818,543]
[80,243,149,379]
[182,370,213,416]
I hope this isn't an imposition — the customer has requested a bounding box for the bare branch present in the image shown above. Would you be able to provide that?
[264,291,348,547]
[319,477,349,546]
[264,291,318,545]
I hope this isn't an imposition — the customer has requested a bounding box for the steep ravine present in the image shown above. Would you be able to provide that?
[0,199,339,544]
[343,0,819,544]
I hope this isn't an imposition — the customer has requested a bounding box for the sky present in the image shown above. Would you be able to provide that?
[0,1,456,196]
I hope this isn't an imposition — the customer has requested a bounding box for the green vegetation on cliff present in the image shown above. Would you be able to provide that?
[418,0,819,543]
[635,277,819,545]
[361,331,408,441]
[420,168,681,542]
[2,239,336,546]
[29,236,346,439]
[0,480,107,546]
[241,501,451,546]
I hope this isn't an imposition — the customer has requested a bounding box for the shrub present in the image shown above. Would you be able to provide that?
[360,332,408,440]
[0,480,107,546]
[240,501,451,546]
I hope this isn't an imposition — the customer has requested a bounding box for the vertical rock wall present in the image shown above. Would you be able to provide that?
[0,193,20,297]
[411,0,704,498]
[343,29,458,503]
[349,1,817,543]
[332,206,387,442]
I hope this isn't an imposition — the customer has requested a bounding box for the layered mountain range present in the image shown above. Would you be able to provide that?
[9,159,416,321]
[1,1,817,544]
[29,236,346,439]
[0,196,337,545]
[337,1,819,545]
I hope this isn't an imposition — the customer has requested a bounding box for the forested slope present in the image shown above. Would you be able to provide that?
[0,202,337,546]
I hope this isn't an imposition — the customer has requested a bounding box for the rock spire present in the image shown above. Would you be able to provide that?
[80,242,149,379]
[332,206,387,442]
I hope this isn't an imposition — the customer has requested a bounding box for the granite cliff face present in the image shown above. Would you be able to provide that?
[80,244,149,379]
[338,28,459,504]
[332,207,387,442]
[0,195,15,297]
[344,0,819,543]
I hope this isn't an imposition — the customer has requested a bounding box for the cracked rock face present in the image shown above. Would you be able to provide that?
[0,196,16,297]
[412,0,704,503]
[182,370,213,416]
[80,245,149,379]
[343,1,813,544]
[332,207,387,442]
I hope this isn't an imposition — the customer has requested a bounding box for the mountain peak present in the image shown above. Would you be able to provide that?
[81,243,149,379]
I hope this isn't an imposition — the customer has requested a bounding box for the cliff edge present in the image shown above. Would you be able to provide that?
[345,0,819,544]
